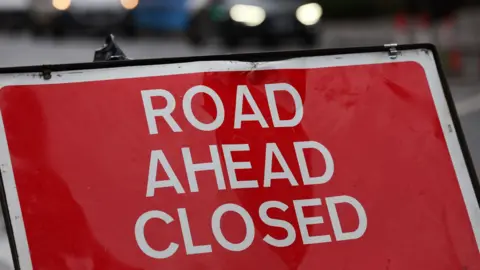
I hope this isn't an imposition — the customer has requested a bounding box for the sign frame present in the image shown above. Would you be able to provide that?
[0,43,479,270]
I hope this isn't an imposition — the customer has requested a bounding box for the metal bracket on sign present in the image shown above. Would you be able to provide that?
[93,34,130,62]
[40,34,130,80]
[41,68,52,80]
[384,43,399,59]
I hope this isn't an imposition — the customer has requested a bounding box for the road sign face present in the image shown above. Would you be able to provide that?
[0,46,479,270]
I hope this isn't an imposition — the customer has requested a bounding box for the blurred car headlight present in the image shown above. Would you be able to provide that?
[121,0,139,10]
[52,0,71,11]
[229,4,266,27]
[296,3,323,26]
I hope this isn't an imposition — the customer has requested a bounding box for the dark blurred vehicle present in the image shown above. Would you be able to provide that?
[185,0,214,46]
[207,0,323,47]
[0,0,30,31]
[28,0,137,37]
[132,0,189,34]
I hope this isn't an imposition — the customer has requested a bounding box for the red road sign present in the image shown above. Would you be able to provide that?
[0,45,479,270]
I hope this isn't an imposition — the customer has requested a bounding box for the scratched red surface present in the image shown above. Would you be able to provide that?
[1,61,479,270]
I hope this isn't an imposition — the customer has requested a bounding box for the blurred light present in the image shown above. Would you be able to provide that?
[230,4,266,27]
[121,0,139,10]
[296,3,322,26]
[52,0,71,11]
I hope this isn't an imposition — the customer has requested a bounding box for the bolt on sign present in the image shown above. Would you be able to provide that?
[0,44,480,270]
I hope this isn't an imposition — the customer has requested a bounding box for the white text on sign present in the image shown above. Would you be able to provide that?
[135,83,368,259]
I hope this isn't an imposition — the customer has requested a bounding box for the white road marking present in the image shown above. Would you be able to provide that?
[457,93,480,116]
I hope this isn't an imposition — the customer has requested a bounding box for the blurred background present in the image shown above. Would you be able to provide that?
[1,0,480,268]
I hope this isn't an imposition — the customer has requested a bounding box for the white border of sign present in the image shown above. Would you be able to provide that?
[0,48,479,269]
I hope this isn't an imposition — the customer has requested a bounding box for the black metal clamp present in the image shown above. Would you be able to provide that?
[93,34,130,62]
